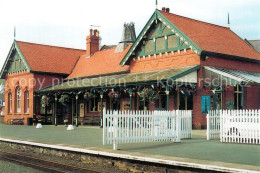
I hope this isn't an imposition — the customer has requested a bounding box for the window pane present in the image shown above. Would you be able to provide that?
[145,40,154,53]
[25,91,29,113]
[8,93,12,113]
[168,35,178,49]
[156,37,165,51]
[16,87,21,113]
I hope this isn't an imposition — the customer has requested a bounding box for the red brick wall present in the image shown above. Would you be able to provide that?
[34,74,63,91]
[245,86,260,109]
[4,71,34,125]
[201,56,260,73]
[129,50,200,73]
[4,72,65,125]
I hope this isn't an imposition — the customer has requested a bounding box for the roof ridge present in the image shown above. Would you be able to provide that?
[16,40,85,51]
[159,10,229,30]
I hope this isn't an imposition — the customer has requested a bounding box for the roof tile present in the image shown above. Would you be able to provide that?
[16,41,84,75]
[67,46,130,79]
[160,10,260,61]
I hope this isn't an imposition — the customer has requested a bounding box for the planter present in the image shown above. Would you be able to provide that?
[67,125,74,130]
[36,123,43,129]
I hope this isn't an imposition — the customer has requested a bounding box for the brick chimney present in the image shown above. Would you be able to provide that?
[86,29,100,56]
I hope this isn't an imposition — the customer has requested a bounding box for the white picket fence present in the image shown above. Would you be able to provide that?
[206,110,220,140]
[103,110,192,150]
[207,110,260,144]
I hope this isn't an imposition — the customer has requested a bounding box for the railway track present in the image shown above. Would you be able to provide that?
[0,150,103,173]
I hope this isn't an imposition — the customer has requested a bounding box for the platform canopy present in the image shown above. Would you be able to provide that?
[38,65,199,93]
[204,66,260,86]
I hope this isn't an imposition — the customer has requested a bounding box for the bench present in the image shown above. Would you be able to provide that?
[79,115,100,126]
[7,117,24,125]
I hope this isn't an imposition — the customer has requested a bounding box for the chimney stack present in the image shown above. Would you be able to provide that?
[165,8,170,13]
[162,7,166,11]
[86,29,100,56]
[115,22,136,53]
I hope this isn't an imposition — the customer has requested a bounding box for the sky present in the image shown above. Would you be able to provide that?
[0,0,259,69]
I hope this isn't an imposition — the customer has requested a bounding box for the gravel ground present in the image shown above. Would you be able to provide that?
[0,145,127,173]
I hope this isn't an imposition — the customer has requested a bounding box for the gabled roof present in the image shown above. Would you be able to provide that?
[16,41,84,75]
[67,45,130,79]
[160,10,260,61]
[120,10,260,66]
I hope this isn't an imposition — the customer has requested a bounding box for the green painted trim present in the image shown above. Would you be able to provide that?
[37,67,200,94]
[169,65,200,80]
[37,79,198,94]
[138,46,189,57]
[65,70,130,81]
[14,41,31,72]
[120,10,203,66]
[0,40,32,79]
[201,51,260,64]
[156,11,202,54]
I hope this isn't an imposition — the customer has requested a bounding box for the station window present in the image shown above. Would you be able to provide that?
[8,93,12,113]
[89,96,98,112]
[210,92,222,110]
[158,94,167,110]
[137,95,149,111]
[16,87,21,113]
[234,85,243,109]
[24,91,29,113]
[179,91,193,110]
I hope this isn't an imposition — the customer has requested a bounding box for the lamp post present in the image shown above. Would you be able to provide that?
[54,94,58,126]
[75,93,79,127]
[100,90,104,128]
[166,86,169,110]
[128,88,133,110]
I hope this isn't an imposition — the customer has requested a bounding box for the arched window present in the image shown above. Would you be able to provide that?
[16,87,21,113]
[24,91,29,113]
[8,93,12,113]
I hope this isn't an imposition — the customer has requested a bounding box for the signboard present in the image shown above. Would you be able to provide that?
[79,103,85,117]
[201,96,210,114]
[98,102,106,112]
[122,101,130,111]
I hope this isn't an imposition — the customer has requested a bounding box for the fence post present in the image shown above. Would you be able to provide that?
[176,110,181,142]
[103,109,106,145]
[207,111,210,140]
[113,111,118,150]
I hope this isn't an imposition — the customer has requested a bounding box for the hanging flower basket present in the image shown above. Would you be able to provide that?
[36,115,45,123]
[58,94,70,105]
[84,91,93,100]
[41,95,53,107]
[108,90,121,102]
[138,88,159,103]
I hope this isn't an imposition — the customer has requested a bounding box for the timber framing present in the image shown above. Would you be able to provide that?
[120,10,201,66]
[0,40,31,78]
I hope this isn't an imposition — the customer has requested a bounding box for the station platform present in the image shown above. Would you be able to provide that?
[0,123,259,172]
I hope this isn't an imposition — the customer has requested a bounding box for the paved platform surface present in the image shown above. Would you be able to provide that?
[0,123,259,172]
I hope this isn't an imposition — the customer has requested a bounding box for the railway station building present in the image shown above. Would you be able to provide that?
[1,8,260,128]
